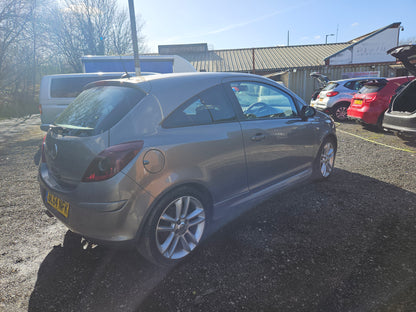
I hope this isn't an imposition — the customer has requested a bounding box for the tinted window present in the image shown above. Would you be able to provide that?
[322,82,338,91]
[50,76,120,98]
[230,81,297,119]
[359,81,387,94]
[344,81,354,90]
[163,85,236,128]
[55,86,146,134]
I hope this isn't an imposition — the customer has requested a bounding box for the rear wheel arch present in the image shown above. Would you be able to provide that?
[136,182,213,266]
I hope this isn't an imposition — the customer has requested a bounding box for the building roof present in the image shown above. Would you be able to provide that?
[163,43,351,73]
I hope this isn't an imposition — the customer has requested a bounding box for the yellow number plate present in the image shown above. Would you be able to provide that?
[354,99,363,105]
[47,192,69,218]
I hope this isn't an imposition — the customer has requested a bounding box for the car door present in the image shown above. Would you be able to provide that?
[224,80,317,192]
[161,84,248,204]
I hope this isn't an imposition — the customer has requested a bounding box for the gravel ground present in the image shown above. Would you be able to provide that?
[0,116,415,312]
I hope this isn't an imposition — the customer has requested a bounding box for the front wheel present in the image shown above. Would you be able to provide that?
[314,138,336,180]
[138,187,208,266]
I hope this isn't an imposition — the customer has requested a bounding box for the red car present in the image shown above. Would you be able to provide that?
[347,76,415,128]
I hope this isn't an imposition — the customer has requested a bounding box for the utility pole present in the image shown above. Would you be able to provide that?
[287,30,289,46]
[128,0,141,76]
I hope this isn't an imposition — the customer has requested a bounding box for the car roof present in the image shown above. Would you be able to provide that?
[385,76,415,82]
[42,72,155,79]
[328,77,381,84]
[87,72,278,117]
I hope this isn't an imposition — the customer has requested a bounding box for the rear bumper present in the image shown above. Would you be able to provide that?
[347,105,381,125]
[38,163,154,243]
[311,102,331,114]
[382,111,416,133]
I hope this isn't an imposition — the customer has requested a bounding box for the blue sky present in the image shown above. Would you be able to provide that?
[118,0,416,52]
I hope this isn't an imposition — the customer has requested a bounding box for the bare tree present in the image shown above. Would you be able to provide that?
[46,0,146,72]
[0,0,33,86]
[0,0,147,117]
[0,0,37,116]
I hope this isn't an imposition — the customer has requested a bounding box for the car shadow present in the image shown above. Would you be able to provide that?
[28,169,416,312]
[396,132,416,148]
[28,233,171,312]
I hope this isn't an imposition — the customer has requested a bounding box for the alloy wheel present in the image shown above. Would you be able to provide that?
[155,196,206,260]
[320,141,335,177]
[335,105,348,121]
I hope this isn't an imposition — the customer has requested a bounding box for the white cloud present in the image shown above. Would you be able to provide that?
[351,22,359,27]
[314,35,321,40]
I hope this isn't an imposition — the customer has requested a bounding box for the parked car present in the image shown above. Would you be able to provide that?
[38,72,337,266]
[347,76,414,129]
[311,77,380,121]
[383,45,416,135]
[309,72,329,107]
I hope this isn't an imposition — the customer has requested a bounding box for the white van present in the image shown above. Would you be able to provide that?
[39,72,148,130]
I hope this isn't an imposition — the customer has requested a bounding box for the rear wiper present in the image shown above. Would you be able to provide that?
[49,125,75,136]
[49,125,65,134]
[50,124,95,136]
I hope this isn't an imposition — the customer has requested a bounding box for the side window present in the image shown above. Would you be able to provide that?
[163,85,236,128]
[50,76,119,98]
[229,81,298,119]
[355,81,365,90]
[344,81,354,90]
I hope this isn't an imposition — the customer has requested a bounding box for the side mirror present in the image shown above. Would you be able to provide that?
[301,106,316,120]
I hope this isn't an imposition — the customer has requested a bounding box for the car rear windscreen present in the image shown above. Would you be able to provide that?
[359,80,387,94]
[322,82,338,91]
[54,86,146,134]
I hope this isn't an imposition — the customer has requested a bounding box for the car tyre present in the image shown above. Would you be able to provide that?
[138,187,208,266]
[332,103,349,121]
[313,137,336,180]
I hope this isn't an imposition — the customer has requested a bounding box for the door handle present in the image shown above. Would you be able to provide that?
[251,133,265,141]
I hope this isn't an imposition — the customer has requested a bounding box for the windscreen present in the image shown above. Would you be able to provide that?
[54,86,146,135]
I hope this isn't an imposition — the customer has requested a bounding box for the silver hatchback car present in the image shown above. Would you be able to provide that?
[39,72,337,266]
[311,77,380,121]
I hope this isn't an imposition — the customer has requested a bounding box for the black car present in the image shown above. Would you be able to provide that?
[383,45,416,135]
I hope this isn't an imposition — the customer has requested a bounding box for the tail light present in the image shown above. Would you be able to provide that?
[39,105,42,115]
[326,91,339,97]
[364,94,377,104]
[82,141,144,182]
[41,135,47,163]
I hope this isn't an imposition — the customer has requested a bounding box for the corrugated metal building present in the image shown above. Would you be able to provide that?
[158,23,404,102]
[159,43,350,74]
